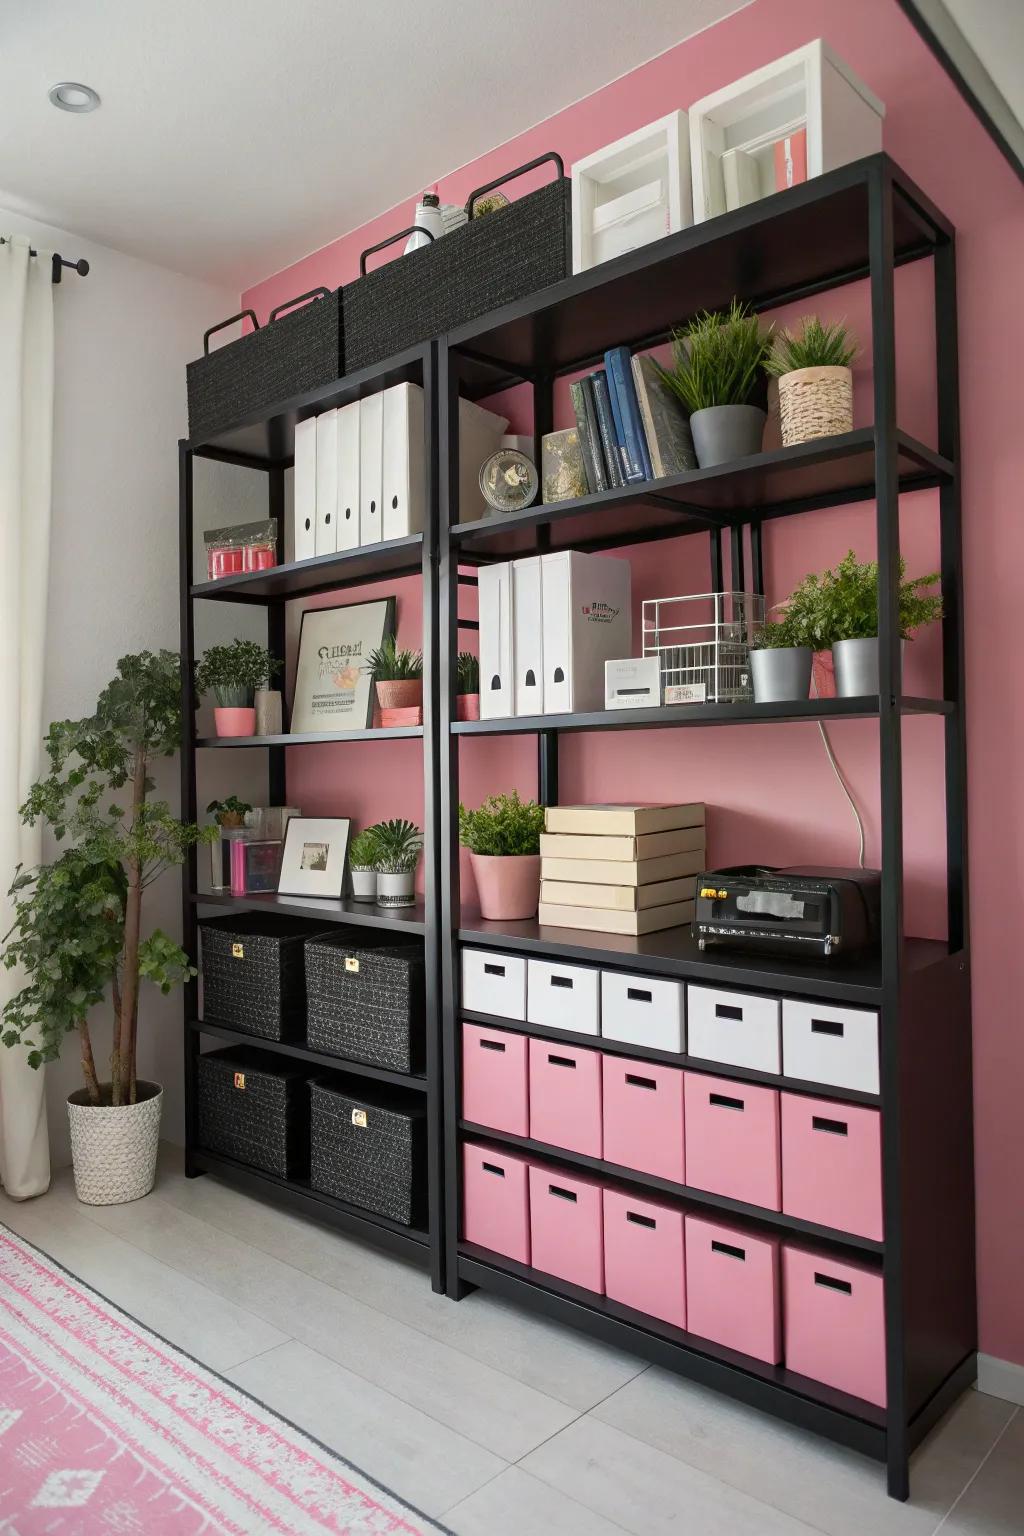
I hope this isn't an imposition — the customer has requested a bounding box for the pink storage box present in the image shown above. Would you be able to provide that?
[783,1246,886,1406]
[603,1188,686,1329]
[685,1213,781,1363]
[529,1163,604,1292]
[781,1094,883,1240]
[462,1141,531,1264]
[602,1056,685,1184]
[462,1023,529,1136]
[528,1037,602,1157]
[684,1073,781,1211]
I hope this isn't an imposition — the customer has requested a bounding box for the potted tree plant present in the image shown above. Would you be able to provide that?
[749,614,812,703]
[459,791,545,920]
[655,298,771,468]
[456,651,480,721]
[195,639,281,737]
[206,795,252,891]
[348,826,381,902]
[1,651,212,1205]
[366,637,423,726]
[764,316,858,446]
[371,818,423,908]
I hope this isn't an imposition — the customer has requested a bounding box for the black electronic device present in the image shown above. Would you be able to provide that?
[694,865,881,958]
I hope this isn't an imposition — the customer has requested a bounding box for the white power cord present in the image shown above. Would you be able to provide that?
[817,720,866,869]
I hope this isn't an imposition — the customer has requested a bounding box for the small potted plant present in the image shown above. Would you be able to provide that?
[367,636,423,726]
[764,316,858,446]
[371,818,423,908]
[195,640,281,737]
[748,614,812,704]
[459,791,545,920]
[206,795,253,890]
[655,298,771,468]
[456,651,480,721]
[348,827,381,902]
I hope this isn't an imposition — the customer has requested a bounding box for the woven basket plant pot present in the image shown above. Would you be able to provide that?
[67,1082,163,1206]
[778,366,853,446]
[375,679,422,713]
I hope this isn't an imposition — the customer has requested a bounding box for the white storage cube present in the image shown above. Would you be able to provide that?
[461,949,526,1020]
[687,984,781,1074]
[601,971,684,1052]
[527,959,600,1035]
[572,111,691,274]
[782,1000,880,1094]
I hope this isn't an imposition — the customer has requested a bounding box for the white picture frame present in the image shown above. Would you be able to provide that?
[277,817,352,898]
[571,111,691,274]
[290,597,395,734]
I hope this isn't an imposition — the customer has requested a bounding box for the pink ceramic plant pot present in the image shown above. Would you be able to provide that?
[470,853,541,921]
[214,706,257,737]
[376,679,423,712]
[811,652,836,699]
[457,693,481,721]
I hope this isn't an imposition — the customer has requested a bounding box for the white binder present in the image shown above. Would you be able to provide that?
[359,392,384,545]
[478,562,515,719]
[541,550,632,714]
[512,556,544,716]
[382,383,425,540]
[293,415,317,562]
[336,401,361,552]
[314,409,338,555]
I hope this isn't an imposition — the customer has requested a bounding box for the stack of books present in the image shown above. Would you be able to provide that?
[538,803,706,935]
[568,347,697,496]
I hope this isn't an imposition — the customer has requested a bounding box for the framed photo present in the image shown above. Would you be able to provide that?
[290,597,395,733]
[277,817,352,898]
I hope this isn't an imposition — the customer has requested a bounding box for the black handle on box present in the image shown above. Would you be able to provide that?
[815,1272,853,1294]
[550,975,574,989]
[712,1239,746,1260]
[268,286,331,323]
[359,226,435,276]
[812,1115,849,1136]
[811,1017,844,1036]
[625,1073,658,1091]
[464,151,566,216]
[203,309,259,354]
[483,962,505,977]
[709,1092,745,1111]
[479,1039,506,1053]
[482,1161,506,1177]
[548,1184,577,1202]
[627,1212,657,1229]
[548,1054,577,1069]
[627,987,652,1003]
[716,1003,743,1020]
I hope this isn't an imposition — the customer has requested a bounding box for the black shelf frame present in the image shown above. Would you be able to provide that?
[436,154,974,1501]
[189,1018,428,1092]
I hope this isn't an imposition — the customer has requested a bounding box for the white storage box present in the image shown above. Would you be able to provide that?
[461,949,526,1020]
[572,111,691,274]
[687,984,781,1074]
[541,550,632,714]
[601,971,685,1052]
[782,1000,880,1094]
[527,959,600,1035]
[605,656,661,710]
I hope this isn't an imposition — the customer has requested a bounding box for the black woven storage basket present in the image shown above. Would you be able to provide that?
[305,937,425,1072]
[197,1048,310,1178]
[186,286,343,443]
[309,1079,427,1226]
[200,914,333,1043]
[343,153,571,373]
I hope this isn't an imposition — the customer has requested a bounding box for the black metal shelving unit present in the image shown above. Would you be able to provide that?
[436,154,974,1501]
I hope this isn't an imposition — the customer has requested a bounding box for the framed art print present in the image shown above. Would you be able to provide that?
[290,597,395,733]
[277,817,352,898]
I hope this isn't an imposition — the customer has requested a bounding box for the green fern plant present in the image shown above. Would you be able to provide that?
[781,551,943,646]
[348,827,382,869]
[370,818,423,874]
[459,792,545,857]
[765,316,858,377]
[195,641,280,707]
[655,299,771,413]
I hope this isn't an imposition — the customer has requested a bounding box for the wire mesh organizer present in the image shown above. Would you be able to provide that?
[642,591,764,704]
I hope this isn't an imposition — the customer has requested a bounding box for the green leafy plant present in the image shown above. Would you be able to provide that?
[781,551,943,647]
[366,636,423,682]
[456,652,480,695]
[750,616,807,651]
[765,315,858,377]
[348,827,382,869]
[370,818,423,874]
[206,795,251,827]
[195,640,281,708]
[459,792,545,857]
[2,651,214,1106]
[655,299,772,413]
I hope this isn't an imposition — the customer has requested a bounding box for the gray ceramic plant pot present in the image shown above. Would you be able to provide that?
[689,405,766,469]
[832,637,905,697]
[750,646,812,704]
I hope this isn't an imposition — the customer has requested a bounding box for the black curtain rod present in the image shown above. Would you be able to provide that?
[0,237,90,283]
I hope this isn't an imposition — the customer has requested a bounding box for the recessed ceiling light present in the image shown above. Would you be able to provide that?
[49,82,100,113]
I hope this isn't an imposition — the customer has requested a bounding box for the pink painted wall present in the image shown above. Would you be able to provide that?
[244,0,1024,1367]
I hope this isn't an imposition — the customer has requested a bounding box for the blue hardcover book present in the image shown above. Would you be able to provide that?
[588,370,624,488]
[601,353,637,483]
[605,346,651,482]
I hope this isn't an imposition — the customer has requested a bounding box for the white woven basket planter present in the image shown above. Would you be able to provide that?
[778,365,853,445]
[67,1082,163,1205]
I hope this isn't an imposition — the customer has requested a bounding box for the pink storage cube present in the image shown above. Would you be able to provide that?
[462,1142,531,1264]
[528,1037,602,1157]
[603,1188,686,1329]
[685,1214,781,1364]
[781,1094,883,1240]
[462,1023,529,1136]
[528,1163,604,1292]
[602,1056,685,1184]
[684,1073,781,1211]
[783,1246,886,1406]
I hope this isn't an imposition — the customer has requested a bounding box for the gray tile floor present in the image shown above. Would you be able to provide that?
[2,1146,1020,1535]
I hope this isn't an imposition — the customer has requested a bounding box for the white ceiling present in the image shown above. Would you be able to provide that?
[0,0,747,289]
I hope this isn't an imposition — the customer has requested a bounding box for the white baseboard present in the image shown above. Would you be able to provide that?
[976,1353,1024,1407]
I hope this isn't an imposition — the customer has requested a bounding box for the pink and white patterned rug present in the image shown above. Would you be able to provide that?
[0,1223,450,1534]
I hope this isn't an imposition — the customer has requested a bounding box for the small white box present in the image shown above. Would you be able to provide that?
[541,550,632,715]
[527,959,600,1035]
[687,985,781,1074]
[782,1000,879,1094]
[462,949,526,1020]
[293,415,317,562]
[314,409,338,556]
[512,557,544,716]
[601,971,684,1052]
[605,656,661,710]
[478,562,515,719]
[336,401,361,551]
[359,392,384,545]
[572,111,692,274]
[382,382,425,541]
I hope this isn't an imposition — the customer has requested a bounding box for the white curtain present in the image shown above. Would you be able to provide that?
[0,237,55,1199]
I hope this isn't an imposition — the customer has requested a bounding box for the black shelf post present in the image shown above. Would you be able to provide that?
[178,441,201,1177]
